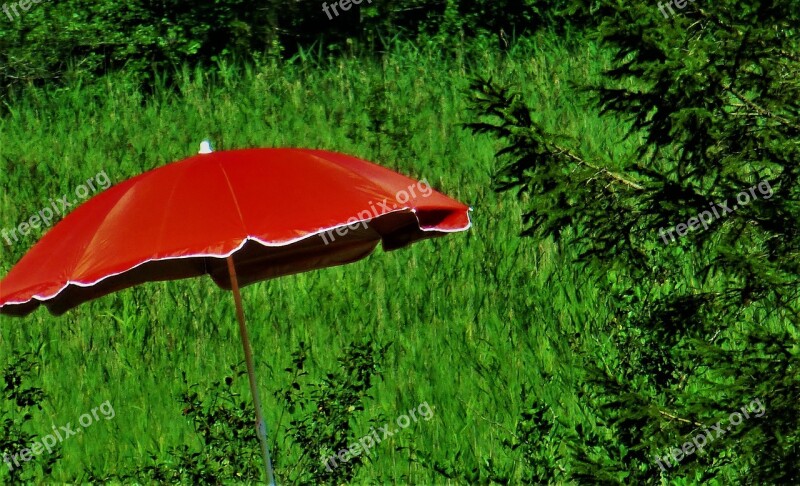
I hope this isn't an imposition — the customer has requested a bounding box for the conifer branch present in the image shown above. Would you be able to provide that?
[724,85,800,133]
[779,50,800,63]
[553,144,645,191]
[658,409,704,427]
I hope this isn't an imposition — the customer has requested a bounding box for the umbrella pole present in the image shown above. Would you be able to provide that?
[227,256,277,486]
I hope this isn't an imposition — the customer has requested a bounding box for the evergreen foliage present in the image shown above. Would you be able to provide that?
[468,0,800,482]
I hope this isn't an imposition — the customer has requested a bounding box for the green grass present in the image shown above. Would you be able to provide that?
[0,35,634,483]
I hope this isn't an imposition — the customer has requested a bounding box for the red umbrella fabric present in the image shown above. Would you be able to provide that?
[0,146,471,484]
[0,148,471,316]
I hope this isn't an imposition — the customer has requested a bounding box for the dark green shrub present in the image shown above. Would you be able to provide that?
[0,353,60,484]
[85,339,390,484]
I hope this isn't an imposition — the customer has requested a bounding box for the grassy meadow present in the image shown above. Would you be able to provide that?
[1,36,638,483]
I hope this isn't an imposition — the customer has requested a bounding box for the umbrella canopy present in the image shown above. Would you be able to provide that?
[0,148,471,316]
[0,146,471,484]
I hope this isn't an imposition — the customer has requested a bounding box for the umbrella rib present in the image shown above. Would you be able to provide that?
[305,152,455,236]
[66,179,137,284]
[307,152,400,202]
[218,160,249,238]
[152,165,186,260]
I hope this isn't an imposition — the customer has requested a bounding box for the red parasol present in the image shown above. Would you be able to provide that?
[0,145,471,484]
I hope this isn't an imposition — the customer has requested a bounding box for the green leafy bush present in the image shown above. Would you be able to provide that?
[0,353,60,484]
[84,339,390,484]
[0,0,600,98]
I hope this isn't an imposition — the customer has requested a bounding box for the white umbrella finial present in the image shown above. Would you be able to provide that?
[199,140,213,154]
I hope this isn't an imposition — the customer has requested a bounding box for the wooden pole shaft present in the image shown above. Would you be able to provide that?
[227,256,276,486]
